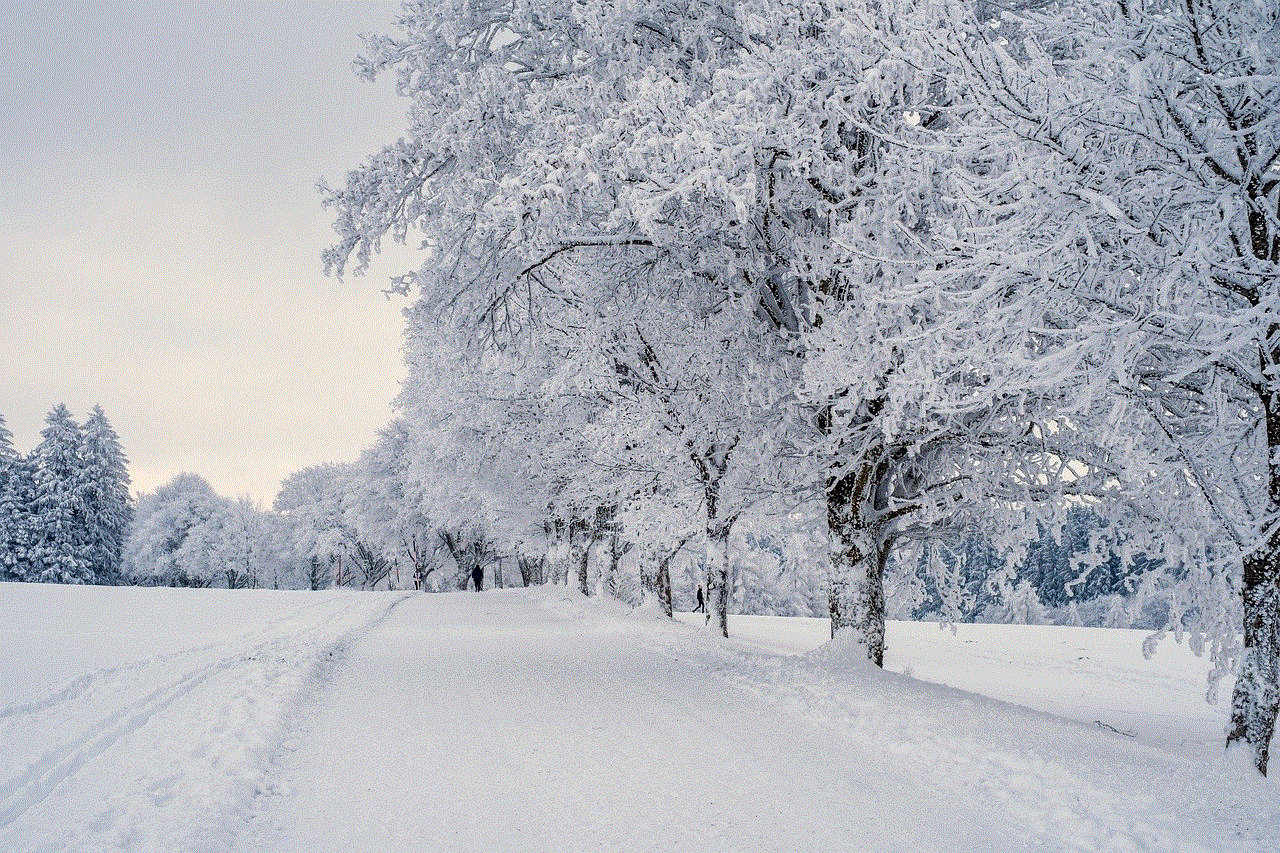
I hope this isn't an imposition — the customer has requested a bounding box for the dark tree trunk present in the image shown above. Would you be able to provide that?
[1228,408,1280,774]
[518,555,544,587]
[689,438,738,638]
[705,521,731,638]
[826,462,889,667]
[655,553,673,618]
[545,517,569,585]
[599,507,628,599]
[641,539,684,618]
[603,528,620,598]
[307,556,325,591]
[1227,544,1280,774]
[575,524,591,596]
[1227,337,1280,774]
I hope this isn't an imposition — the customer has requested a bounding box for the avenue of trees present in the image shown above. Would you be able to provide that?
[2,0,1273,776]
[315,0,1279,773]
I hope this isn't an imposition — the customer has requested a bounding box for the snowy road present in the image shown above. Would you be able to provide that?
[5,584,1278,852]
[239,590,1278,853]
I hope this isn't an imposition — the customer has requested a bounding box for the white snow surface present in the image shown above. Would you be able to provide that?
[3,583,1277,852]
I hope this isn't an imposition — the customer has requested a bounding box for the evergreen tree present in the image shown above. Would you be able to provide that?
[80,406,132,584]
[0,414,31,581]
[28,405,92,583]
[0,414,12,466]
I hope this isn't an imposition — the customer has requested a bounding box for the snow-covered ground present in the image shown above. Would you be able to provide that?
[3,583,1277,852]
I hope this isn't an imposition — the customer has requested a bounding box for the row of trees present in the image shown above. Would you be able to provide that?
[122,462,492,593]
[0,408,133,585]
[319,0,1280,773]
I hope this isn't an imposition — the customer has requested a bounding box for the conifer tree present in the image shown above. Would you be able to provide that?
[80,406,132,584]
[28,405,92,583]
[0,414,31,581]
[0,414,12,465]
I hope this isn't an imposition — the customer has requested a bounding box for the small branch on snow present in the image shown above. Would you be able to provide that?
[1094,720,1137,738]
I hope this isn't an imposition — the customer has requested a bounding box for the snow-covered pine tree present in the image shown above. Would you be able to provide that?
[0,414,32,581]
[0,413,12,469]
[28,405,93,583]
[80,405,132,584]
[1005,580,1048,626]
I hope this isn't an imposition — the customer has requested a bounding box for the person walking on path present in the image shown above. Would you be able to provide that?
[694,586,705,613]
[471,565,484,591]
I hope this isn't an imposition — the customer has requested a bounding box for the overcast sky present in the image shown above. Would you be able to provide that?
[0,2,422,505]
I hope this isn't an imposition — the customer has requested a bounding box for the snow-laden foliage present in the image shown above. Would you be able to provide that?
[0,414,31,581]
[322,0,1279,771]
[124,474,291,590]
[28,406,92,584]
[346,419,444,590]
[322,0,1053,648]
[125,473,230,587]
[80,405,133,583]
[2,406,133,585]
[273,464,364,588]
[897,0,1280,774]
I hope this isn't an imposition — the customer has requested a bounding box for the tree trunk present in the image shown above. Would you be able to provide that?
[545,518,569,585]
[826,465,888,666]
[569,515,591,595]
[1227,533,1280,775]
[1226,364,1280,775]
[601,521,626,599]
[308,556,324,591]
[655,552,673,618]
[640,543,679,618]
[705,522,731,638]
[518,555,544,587]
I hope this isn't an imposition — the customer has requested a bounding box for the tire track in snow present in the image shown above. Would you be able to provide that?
[1,592,362,720]
[0,649,248,829]
[1,591,410,849]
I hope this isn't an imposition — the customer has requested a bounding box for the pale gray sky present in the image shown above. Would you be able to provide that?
[0,2,420,505]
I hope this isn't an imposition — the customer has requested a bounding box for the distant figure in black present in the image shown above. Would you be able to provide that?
[413,566,424,591]
[471,565,484,592]
[694,586,705,613]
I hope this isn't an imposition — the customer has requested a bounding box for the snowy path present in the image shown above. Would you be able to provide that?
[239,590,1277,853]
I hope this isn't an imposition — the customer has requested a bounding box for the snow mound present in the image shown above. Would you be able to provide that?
[801,626,881,672]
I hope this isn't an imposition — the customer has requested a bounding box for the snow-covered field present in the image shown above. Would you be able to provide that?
[3,583,1276,852]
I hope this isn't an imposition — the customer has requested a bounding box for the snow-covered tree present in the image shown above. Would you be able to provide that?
[0,414,31,581]
[211,496,285,589]
[28,405,92,583]
[912,0,1280,774]
[274,463,363,588]
[124,472,227,586]
[990,580,1049,627]
[347,418,445,590]
[80,405,132,584]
